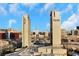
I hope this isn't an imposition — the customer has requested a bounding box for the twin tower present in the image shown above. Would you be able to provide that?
[22,10,67,55]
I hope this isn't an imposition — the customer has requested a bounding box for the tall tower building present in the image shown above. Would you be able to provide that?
[50,10,61,47]
[22,14,30,47]
[50,10,67,56]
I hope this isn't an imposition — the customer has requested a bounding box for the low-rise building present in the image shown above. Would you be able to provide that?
[0,28,21,41]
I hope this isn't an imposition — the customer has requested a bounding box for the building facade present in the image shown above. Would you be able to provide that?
[0,28,20,41]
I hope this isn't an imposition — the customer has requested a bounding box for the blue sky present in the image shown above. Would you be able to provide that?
[0,3,79,32]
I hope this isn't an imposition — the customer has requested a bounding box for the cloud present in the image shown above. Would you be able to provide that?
[40,3,54,13]
[43,3,54,11]
[66,4,73,11]
[23,3,38,11]
[46,22,50,29]
[9,3,27,16]
[61,4,73,14]
[25,3,37,7]
[0,6,7,15]
[8,19,16,28]
[77,4,79,13]
[62,13,79,30]
[0,4,19,15]
[9,3,18,13]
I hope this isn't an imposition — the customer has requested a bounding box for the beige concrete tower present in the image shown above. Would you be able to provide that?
[22,14,30,47]
[50,10,67,56]
[51,10,61,47]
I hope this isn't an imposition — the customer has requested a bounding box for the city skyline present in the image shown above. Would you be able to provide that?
[0,3,79,31]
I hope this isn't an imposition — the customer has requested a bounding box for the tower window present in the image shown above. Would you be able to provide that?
[54,11,55,17]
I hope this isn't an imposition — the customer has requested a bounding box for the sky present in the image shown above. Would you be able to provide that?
[0,3,79,32]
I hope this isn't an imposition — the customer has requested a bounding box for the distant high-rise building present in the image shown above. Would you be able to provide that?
[22,14,30,47]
